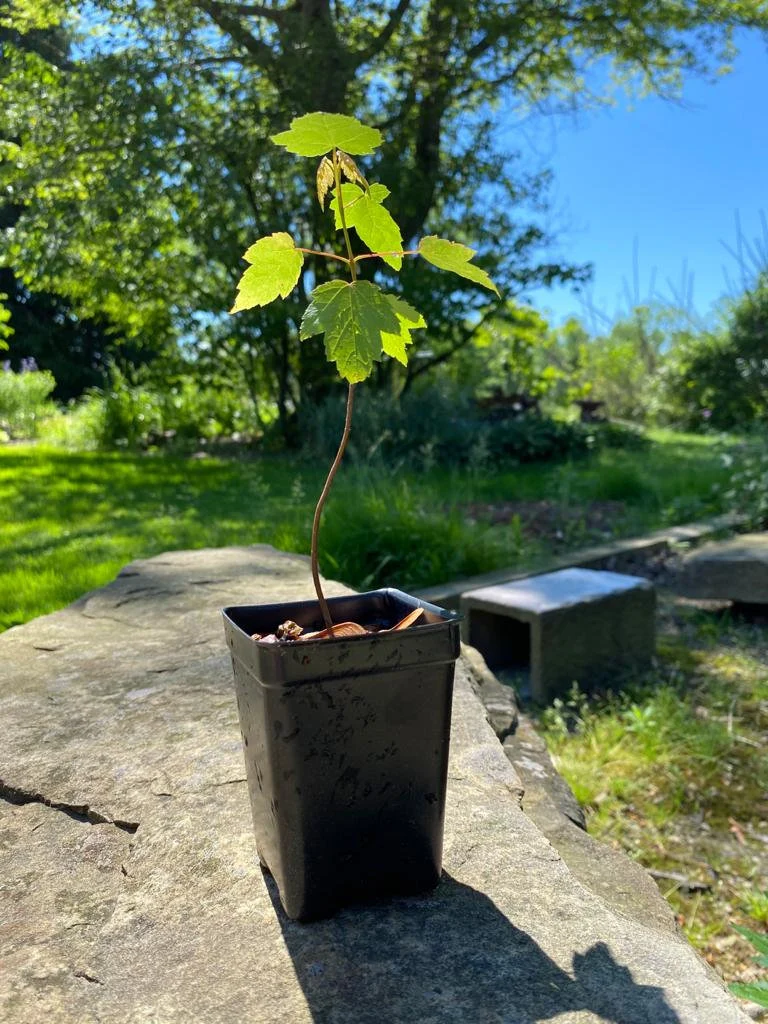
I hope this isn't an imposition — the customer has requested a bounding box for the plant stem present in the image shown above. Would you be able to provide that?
[309,151,358,634]
[310,381,356,633]
[332,150,357,281]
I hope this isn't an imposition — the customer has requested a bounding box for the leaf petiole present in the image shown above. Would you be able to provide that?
[353,250,418,264]
[295,247,350,265]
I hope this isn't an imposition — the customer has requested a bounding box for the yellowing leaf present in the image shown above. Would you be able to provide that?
[337,151,366,187]
[316,156,334,209]
[300,280,399,383]
[330,183,403,270]
[380,294,426,365]
[271,112,381,157]
[418,235,499,295]
[230,232,304,312]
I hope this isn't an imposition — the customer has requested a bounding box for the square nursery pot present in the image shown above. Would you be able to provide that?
[222,588,460,921]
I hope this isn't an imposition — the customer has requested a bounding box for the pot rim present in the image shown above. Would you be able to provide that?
[223,586,461,650]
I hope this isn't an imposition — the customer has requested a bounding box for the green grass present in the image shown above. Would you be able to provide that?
[0,447,323,631]
[538,600,768,983]
[0,431,743,631]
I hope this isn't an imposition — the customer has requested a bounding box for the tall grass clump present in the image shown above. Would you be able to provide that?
[318,477,524,591]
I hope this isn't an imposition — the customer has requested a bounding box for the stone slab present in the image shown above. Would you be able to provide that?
[678,532,768,603]
[462,569,651,618]
[0,546,748,1023]
[461,569,656,703]
[461,641,519,742]
[503,714,586,833]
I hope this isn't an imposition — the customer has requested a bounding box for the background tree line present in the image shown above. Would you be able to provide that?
[1,0,767,445]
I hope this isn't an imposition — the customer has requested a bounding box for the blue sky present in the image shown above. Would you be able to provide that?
[508,30,768,330]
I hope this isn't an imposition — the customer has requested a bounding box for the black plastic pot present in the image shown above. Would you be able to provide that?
[222,588,460,921]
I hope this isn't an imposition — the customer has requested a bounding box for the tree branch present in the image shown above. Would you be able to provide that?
[454,46,548,104]
[404,304,498,389]
[193,0,275,66]
[352,0,412,67]
[211,2,293,23]
[0,27,75,72]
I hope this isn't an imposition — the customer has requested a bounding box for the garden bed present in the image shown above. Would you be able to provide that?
[459,498,628,548]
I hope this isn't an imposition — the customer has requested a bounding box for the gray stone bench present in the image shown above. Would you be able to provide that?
[460,568,656,703]
[0,548,746,1023]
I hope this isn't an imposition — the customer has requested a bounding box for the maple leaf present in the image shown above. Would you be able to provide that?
[271,112,381,157]
[300,280,400,383]
[337,151,366,187]
[418,236,499,295]
[230,233,304,312]
[380,295,427,365]
[330,183,403,270]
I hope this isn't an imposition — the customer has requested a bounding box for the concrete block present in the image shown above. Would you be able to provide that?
[461,568,656,703]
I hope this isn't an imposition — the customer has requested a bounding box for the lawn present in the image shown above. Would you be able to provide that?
[0,430,742,632]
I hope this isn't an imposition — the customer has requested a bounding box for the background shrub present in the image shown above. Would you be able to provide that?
[41,366,263,450]
[713,433,768,529]
[657,275,768,432]
[299,386,597,469]
[37,394,108,450]
[586,422,651,452]
[0,362,56,439]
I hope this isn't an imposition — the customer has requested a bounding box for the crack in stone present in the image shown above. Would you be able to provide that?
[451,842,481,872]
[78,610,132,627]
[0,779,139,834]
[74,970,104,986]
[113,588,183,609]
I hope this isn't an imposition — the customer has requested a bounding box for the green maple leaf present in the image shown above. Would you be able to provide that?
[380,294,426,365]
[300,280,400,383]
[418,236,500,295]
[298,280,346,340]
[330,183,403,270]
[271,112,382,157]
[230,232,304,312]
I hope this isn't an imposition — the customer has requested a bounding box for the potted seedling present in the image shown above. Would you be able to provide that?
[222,112,498,921]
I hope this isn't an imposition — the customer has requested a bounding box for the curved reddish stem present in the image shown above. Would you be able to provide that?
[310,381,356,633]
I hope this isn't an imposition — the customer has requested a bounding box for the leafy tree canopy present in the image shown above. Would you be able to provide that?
[661,273,768,429]
[2,0,767,433]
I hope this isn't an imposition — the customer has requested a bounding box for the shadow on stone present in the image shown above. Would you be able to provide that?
[263,868,682,1024]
